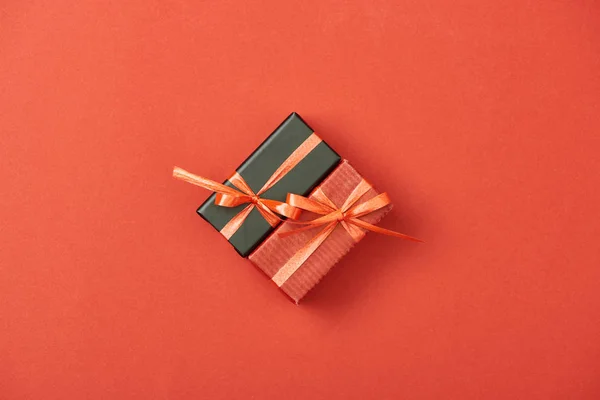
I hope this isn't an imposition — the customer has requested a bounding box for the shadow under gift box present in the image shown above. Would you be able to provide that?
[197,112,341,257]
[248,160,392,303]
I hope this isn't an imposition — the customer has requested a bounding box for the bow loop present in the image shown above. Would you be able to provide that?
[286,193,334,214]
[345,192,392,219]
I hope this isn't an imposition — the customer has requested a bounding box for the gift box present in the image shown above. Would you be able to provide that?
[248,160,395,303]
[189,113,340,257]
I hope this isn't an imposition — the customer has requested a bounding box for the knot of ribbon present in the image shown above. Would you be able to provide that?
[271,179,422,287]
[173,132,322,239]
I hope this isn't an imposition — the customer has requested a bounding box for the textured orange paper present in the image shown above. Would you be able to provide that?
[2,1,600,400]
[250,161,391,303]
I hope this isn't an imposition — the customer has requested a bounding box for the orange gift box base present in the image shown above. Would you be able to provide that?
[248,160,391,303]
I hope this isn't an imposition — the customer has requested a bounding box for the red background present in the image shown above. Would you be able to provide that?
[1,1,599,399]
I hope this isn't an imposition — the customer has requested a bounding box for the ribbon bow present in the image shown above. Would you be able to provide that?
[271,179,422,287]
[173,132,322,239]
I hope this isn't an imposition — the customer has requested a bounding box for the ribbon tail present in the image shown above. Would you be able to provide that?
[220,204,255,239]
[349,218,423,242]
[341,220,366,242]
[255,202,282,227]
[271,221,338,287]
[173,167,246,197]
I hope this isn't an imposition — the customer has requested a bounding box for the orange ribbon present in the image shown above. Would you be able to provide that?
[173,132,322,239]
[271,179,422,287]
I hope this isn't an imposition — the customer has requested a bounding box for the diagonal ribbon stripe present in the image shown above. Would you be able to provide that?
[173,132,322,239]
[271,179,422,287]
